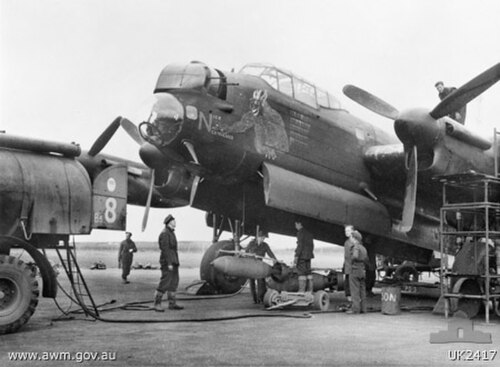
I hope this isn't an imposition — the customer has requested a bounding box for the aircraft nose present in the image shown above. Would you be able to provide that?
[140,93,184,146]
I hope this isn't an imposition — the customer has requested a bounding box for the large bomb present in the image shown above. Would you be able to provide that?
[212,256,273,279]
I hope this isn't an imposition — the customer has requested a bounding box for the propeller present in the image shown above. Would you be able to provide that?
[397,145,417,232]
[120,117,145,145]
[182,140,202,206]
[88,116,149,157]
[88,116,122,156]
[122,119,205,228]
[115,117,156,231]
[430,62,500,119]
[141,168,155,231]
[343,85,399,120]
[343,62,500,232]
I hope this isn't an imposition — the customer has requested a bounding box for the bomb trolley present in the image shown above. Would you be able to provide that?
[263,262,342,311]
[212,250,341,311]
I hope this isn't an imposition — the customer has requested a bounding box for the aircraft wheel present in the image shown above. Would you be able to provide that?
[450,277,482,318]
[0,255,39,334]
[199,241,247,294]
[394,264,419,282]
[313,290,330,311]
[263,289,280,307]
[494,298,500,318]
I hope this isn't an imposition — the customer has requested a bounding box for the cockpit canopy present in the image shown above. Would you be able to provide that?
[239,63,342,110]
[155,61,225,99]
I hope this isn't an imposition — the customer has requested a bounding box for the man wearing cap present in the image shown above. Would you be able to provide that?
[343,224,356,308]
[347,230,369,314]
[245,230,277,303]
[118,232,137,284]
[153,214,183,311]
[434,81,466,124]
[292,219,314,293]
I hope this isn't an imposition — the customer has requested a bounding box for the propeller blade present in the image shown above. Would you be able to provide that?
[141,169,155,232]
[343,85,399,120]
[88,117,122,156]
[120,117,145,145]
[183,141,200,164]
[397,145,418,232]
[189,175,201,206]
[430,62,500,119]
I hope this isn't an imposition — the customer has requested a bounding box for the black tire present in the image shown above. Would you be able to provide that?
[199,241,247,294]
[263,289,280,307]
[313,290,330,311]
[494,298,500,318]
[0,255,39,334]
[450,277,482,318]
[394,265,419,282]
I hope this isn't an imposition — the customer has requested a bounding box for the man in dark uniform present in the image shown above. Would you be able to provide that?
[347,230,369,314]
[293,219,314,293]
[435,81,466,124]
[363,236,377,297]
[343,225,356,307]
[245,230,277,303]
[118,232,137,284]
[153,214,183,312]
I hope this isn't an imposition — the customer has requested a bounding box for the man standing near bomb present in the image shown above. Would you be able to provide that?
[153,214,183,312]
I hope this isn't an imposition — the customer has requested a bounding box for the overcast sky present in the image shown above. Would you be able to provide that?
[1,0,500,246]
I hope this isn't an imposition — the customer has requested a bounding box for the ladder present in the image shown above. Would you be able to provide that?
[55,240,99,318]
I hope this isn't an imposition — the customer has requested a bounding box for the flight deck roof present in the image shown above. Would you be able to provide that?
[239,63,342,110]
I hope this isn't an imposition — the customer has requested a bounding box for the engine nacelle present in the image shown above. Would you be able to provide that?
[155,166,194,206]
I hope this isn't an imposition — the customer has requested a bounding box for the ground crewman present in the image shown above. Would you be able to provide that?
[292,219,314,293]
[245,230,277,303]
[153,214,183,312]
[118,232,137,284]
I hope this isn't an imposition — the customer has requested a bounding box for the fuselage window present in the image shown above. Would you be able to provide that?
[240,64,343,110]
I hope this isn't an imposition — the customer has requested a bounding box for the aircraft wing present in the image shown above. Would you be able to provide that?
[79,152,184,209]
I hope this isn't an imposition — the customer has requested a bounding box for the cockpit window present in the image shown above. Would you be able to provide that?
[294,78,316,108]
[260,68,278,89]
[240,63,341,110]
[156,63,207,90]
[155,62,226,99]
[317,89,329,108]
[277,71,293,97]
[240,65,266,77]
[328,94,341,109]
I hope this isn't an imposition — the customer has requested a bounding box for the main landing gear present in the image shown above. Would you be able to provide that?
[199,216,249,294]
[199,240,247,294]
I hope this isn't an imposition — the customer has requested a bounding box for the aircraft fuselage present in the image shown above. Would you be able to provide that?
[138,61,496,263]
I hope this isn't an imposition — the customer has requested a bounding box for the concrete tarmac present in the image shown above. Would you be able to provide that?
[1,268,499,366]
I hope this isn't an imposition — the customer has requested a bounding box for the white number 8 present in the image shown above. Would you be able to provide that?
[105,198,117,223]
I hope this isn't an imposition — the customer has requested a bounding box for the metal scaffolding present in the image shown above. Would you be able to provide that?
[438,173,500,323]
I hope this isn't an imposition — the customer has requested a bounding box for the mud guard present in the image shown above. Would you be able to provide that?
[0,236,57,298]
